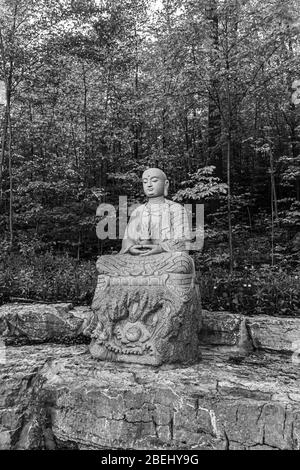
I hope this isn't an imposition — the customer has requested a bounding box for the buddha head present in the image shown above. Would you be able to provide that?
[142,168,169,198]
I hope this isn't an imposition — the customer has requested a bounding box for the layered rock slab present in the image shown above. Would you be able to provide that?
[1,304,300,357]
[0,344,299,450]
[201,310,300,356]
[0,303,91,345]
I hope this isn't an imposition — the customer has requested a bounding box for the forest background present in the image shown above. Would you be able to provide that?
[0,0,299,316]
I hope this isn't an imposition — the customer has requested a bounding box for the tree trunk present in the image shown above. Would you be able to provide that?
[206,0,223,179]
[0,108,8,197]
[8,106,13,248]
[227,134,233,274]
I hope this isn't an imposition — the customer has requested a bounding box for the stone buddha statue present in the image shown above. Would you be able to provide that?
[120,168,190,256]
[84,168,202,366]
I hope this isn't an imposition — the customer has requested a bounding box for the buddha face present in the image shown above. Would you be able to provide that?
[142,168,169,198]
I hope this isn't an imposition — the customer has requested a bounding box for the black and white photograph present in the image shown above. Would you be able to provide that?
[0,0,299,455]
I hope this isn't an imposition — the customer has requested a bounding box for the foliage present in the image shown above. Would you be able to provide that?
[198,265,300,317]
[279,156,300,187]
[0,250,298,317]
[173,166,228,202]
[278,200,300,230]
[0,0,299,314]
[0,252,97,305]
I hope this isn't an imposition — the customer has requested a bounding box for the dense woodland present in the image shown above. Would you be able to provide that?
[0,0,299,315]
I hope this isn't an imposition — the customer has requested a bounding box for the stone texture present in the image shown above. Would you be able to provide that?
[85,252,202,365]
[201,310,300,356]
[0,344,299,450]
[200,310,243,346]
[247,316,300,354]
[1,304,300,358]
[0,303,91,345]
[200,310,253,356]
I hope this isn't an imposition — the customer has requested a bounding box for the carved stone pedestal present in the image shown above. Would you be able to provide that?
[84,252,202,366]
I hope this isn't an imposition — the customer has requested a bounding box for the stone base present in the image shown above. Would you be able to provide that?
[1,344,300,450]
[87,283,202,366]
[85,252,202,366]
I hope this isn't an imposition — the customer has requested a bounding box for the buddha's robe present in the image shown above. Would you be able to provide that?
[120,199,191,254]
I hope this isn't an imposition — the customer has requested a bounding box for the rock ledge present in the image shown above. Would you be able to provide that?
[0,344,299,450]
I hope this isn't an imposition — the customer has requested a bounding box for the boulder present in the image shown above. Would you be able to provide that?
[247,316,300,354]
[201,310,300,356]
[0,303,91,345]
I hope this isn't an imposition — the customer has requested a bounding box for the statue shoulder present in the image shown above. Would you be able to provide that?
[166,199,185,211]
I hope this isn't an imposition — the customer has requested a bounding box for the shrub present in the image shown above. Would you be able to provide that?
[198,265,300,317]
[0,252,97,305]
[1,251,299,318]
